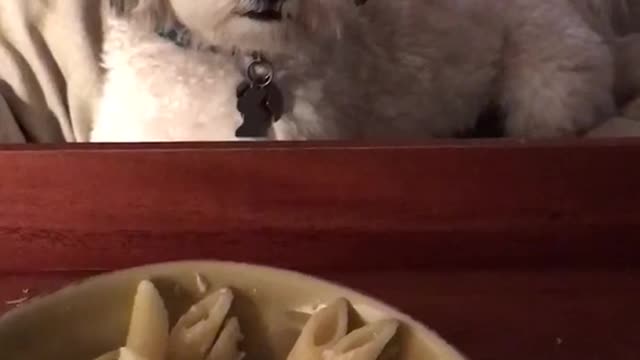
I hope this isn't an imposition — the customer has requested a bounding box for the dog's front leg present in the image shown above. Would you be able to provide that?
[498,4,615,137]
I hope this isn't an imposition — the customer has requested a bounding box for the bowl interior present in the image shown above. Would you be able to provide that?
[0,261,465,360]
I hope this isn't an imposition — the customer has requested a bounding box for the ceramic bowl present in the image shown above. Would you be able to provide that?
[0,261,466,360]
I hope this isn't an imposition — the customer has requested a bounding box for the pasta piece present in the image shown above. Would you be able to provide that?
[322,320,399,360]
[92,347,153,360]
[195,273,210,295]
[206,317,244,360]
[287,298,349,360]
[119,347,151,360]
[125,280,170,360]
[92,349,120,360]
[168,288,234,360]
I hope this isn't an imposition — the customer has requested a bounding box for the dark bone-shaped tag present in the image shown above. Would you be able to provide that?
[235,58,284,138]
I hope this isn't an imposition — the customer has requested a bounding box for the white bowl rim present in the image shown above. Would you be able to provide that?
[0,260,467,360]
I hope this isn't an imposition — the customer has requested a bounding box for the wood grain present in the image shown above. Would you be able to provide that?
[1,140,640,271]
[1,140,640,359]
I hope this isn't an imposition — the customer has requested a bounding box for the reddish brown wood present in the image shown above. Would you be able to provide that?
[1,140,640,358]
[1,270,639,360]
[1,140,640,271]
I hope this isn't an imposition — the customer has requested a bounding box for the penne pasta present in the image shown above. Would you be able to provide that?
[322,319,399,360]
[93,349,120,360]
[119,347,152,360]
[93,347,154,360]
[168,288,234,360]
[287,298,349,360]
[125,280,170,360]
[206,317,244,360]
[88,280,403,360]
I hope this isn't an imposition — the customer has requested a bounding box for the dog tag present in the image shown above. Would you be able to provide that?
[264,82,284,121]
[235,55,285,138]
[236,83,270,138]
[235,81,284,138]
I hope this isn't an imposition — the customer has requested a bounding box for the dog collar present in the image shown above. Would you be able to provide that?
[157,25,284,138]
[154,0,372,138]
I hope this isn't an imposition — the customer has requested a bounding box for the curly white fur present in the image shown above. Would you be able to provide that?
[92,0,624,142]
[92,17,246,141]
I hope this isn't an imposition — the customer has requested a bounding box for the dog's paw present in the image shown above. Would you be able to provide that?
[587,116,640,138]
[623,98,640,122]
[498,5,616,138]
[502,89,614,138]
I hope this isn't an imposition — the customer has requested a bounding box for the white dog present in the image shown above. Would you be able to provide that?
[92,0,620,142]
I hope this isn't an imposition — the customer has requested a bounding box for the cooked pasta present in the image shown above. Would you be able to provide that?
[287,298,349,360]
[205,317,244,360]
[93,349,119,360]
[125,280,169,360]
[322,320,399,360]
[92,280,400,360]
[93,347,151,360]
[168,288,234,360]
[120,347,152,360]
